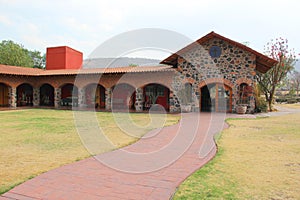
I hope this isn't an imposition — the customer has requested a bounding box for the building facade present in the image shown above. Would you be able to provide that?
[0,32,277,113]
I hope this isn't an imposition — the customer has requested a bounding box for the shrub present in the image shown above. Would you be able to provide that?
[275,98,287,103]
[287,98,297,104]
[255,97,268,113]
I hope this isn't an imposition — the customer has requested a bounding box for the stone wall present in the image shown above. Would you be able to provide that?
[0,37,259,113]
[170,38,257,113]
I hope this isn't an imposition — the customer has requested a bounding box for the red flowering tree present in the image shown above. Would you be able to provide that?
[257,38,297,111]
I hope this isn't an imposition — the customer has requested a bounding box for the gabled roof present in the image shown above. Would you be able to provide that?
[0,64,174,76]
[160,31,278,73]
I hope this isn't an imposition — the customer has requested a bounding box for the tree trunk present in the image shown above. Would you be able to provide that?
[268,100,273,112]
[269,86,276,112]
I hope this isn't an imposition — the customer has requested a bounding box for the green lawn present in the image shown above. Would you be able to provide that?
[0,109,180,194]
[174,109,300,199]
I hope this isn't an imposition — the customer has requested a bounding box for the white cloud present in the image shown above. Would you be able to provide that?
[1,0,300,58]
[0,15,12,25]
[63,17,91,32]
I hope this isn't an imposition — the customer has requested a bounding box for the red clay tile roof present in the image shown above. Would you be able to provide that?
[0,64,174,76]
[160,31,278,73]
[0,64,44,76]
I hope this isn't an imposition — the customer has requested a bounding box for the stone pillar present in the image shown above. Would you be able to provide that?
[135,87,144,112]
[249,95,255,114]
[9,87,17,108]
[105,88,112,110]
[54,87,61,108]
[32,88,40,106]
[169,91,180,113]
[78,88,86,108]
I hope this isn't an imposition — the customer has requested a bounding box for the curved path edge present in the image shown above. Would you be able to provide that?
[2,112,229,200]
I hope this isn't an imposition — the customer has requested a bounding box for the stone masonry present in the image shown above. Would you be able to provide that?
[170,38,256,113]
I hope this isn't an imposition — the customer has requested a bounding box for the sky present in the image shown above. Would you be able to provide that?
[0,0,300,63]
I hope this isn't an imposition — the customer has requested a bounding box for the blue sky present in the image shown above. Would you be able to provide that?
[0,0,299,63]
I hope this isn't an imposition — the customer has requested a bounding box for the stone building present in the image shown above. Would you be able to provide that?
[0,32,277,113]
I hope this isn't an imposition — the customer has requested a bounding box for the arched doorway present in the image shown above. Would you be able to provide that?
[112,83,135,110]
[200,83,232,112]
[85,84,106,108]
[144,83,170,111]
[40,84,54,106]
[61,84,78,106]
[0,83,9,107]
[17,83,33,107]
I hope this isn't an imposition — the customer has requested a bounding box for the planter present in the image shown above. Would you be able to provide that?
[236,104,247,114]
[181,105,192,113]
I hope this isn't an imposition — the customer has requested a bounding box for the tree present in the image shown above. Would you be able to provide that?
[257,38,297,111]
[0,40,33,67]
[28,50,46,69]
[291,70,300,95]
[0,40,45,68]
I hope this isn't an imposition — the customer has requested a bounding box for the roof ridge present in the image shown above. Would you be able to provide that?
[160,31,278,73]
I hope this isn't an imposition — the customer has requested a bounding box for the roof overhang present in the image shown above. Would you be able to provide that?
[160,31,278,73]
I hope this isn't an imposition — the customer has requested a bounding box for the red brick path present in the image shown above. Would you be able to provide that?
[1,112,228,200]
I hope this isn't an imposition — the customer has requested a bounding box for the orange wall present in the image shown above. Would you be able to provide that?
[46,46,83,70]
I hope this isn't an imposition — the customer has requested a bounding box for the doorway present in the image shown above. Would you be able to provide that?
[0,83,9,106]
[200,83,232,112]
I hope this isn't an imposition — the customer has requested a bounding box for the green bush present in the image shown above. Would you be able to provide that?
[276,98,287,103]
[256,97,268,113]
[287,98,297,104]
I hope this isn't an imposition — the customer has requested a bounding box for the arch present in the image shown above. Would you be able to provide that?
[84,83,106,108]
[200,82,232,112]
[198,78,234,89]
[17,83,33,107]
[0,83,10,107]
[40,84,54,106]
[37,82,55,89]
[236,78,253,86]
[143,83,170,111]
[60,83,78,107]
[111,83,136,110]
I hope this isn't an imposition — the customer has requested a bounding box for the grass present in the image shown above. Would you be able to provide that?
[277,103,300,109]
[174,109,300,199]
[0,109,180,194]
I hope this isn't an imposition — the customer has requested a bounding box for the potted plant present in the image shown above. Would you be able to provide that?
[236,103,247,114]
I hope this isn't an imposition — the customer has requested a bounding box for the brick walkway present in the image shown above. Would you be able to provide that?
[1,112,228,200]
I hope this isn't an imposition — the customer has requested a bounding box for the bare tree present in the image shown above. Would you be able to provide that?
[257,38,297,111]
